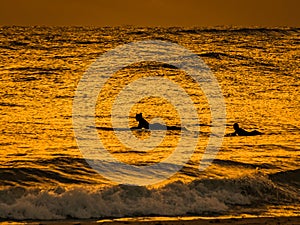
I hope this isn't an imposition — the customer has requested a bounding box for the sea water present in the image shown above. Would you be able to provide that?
[0,26,299,220]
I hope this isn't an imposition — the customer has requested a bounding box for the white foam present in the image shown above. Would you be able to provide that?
[0,174,296,220]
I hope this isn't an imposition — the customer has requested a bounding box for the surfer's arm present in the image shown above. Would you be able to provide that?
[137,123,143,129]
[131,122,146,129]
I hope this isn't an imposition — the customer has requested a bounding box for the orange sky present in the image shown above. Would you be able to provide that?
[0,0,299,27]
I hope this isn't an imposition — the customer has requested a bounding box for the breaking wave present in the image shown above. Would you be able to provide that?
[0,172,298,220]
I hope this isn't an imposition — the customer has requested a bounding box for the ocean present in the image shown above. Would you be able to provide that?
[0,26,299,221]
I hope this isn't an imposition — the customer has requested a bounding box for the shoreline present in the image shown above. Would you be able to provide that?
[3,216,300,225]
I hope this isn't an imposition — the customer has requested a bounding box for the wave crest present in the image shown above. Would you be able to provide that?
[0,173,298,220]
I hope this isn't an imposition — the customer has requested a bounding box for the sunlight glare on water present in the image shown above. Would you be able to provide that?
[0,26,299,219]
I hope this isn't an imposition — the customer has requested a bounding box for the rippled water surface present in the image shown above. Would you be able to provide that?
[0,26,299,220]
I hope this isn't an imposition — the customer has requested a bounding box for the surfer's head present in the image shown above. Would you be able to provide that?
[233,123,239,130]
[135,113,143,121]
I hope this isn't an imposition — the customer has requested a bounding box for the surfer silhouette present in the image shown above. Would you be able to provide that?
[226,123,262,136]
[131,113,182,130]
[134,113,149,129]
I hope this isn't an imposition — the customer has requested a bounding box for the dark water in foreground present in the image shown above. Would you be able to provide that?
[0,26,299,220]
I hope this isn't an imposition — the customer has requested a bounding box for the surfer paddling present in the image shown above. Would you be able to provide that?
[133,113,149,129]
[226,123,262,136]
[131,113,183,130]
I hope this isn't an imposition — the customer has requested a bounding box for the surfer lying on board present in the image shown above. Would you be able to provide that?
[131,113,183,130]
[226,123,262,136]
